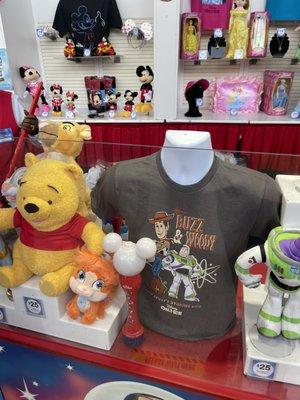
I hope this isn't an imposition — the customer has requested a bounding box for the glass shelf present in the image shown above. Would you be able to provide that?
[189,57,299,66]
[66,55,122,63]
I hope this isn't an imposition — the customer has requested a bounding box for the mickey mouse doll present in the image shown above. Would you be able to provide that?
[119,90,138,117]
[184,79,209,118]
[107,90,121,111]
[19,66,49,116]
[135,65,154,114]
[50,84,64,116]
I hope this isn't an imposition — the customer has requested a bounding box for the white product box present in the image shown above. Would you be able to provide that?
[0,276,127,350]
[276,175,300,229]
[243,285,300,385]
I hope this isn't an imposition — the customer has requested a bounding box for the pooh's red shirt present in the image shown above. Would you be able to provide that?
[13,210,89,251]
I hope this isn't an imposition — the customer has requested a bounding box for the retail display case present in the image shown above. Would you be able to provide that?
[0,139,299,400]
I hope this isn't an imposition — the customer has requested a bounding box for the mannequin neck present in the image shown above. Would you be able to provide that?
[160,130,214,185]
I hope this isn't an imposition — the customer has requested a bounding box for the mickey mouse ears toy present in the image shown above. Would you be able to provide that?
[122,19,153,49]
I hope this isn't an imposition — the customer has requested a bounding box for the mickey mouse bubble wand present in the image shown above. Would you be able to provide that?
[103,233,156,347]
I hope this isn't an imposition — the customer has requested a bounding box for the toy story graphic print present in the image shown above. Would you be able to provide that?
[146,210,220,305]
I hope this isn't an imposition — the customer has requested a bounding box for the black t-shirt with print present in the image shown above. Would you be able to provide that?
[53,0,122,54]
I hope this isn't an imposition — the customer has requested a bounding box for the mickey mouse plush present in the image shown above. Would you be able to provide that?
[184,79,209,118]
[19,66,48,115]
[135,65,154,114]
[119,90,138,117]
[50,84,64,116]
[107,90,121,111]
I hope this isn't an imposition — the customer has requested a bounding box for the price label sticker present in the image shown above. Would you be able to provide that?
[24,297,45,318]
[214,28,223,38]
[277,28,286,37]
[36,27,44,38]
[0,307,7,323]
[198,50,208,60]
[251,360,277,380]
[196,98,203,107]
[234,49,244,59]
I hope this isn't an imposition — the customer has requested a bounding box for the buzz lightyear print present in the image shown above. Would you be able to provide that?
[148,210,220,303]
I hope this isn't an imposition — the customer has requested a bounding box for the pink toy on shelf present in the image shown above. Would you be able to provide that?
[248,12,269,58]
[180,13,201,61]
[213,76,262,114]
[260,70,294,116]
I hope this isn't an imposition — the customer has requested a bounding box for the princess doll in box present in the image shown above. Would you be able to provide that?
[181,14,201,60]
[226,0,250,59]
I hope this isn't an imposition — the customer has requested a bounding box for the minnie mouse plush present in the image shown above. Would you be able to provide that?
[19,66,49,116]
[135,65,154,114]
[50,84,64,116]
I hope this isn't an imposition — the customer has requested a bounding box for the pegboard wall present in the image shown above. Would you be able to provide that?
[180,24,300,112]
[38,18,154,110]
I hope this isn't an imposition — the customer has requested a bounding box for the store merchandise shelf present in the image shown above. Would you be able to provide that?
[189,57,299,66]
[173,110,300,125]
[66,55,122,63]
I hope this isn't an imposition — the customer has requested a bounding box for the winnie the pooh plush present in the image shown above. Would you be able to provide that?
[0,153,105,296]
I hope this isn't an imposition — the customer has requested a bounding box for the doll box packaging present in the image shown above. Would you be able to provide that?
[180,13,201,61]
[261,70,294,116]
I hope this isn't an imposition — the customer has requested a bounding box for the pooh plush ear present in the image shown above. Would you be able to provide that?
[79,125,92,141]
[25,153,40,168]
[64,163,83,181]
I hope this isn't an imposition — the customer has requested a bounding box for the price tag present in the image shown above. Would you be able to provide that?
[0,307,7,323]
[0,128,13,143]
[24,297,46,318]
[251,360,277,380]
[36,26,44,38]
[198,50,208,60]
[214,28,223,38]
[277,28,286,37]
[234,49,244,59]
[196,98,203,107]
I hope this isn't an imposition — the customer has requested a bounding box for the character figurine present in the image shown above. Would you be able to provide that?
[0,235,12,266]
[235,227,300,340]
[96,37,116,56]
[135,66,154,114]
[66,249,119,324]
[64,37,76,58]
[119,90,138,118]
[226,0,250,59]
[107,90,121,111]
[184,79,209,118]
[19,66,49,116]
[66,91,78,118]
[50,84,64,116]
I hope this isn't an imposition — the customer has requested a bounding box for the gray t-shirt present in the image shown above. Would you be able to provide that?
[92,152,281,340]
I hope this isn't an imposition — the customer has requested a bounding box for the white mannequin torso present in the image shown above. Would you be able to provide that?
[160,130,214,185]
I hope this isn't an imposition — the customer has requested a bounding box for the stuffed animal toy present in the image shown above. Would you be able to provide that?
[19,66,49,116]
[65,91,78,118]
[184,79,209,117]
[119,90,138,117]
[107,90,121,111]
[50,84,64,116]
[0,154,105,296]
[0,235,12,266]
[235,227,300,340]
[64,37,76,58]
[96,37,116,56]
[135,66,154,114]
[66,249,119,324]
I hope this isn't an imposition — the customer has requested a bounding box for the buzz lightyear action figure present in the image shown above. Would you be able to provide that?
[235,227,300,340]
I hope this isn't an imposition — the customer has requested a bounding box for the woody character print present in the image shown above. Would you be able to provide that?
[147,210,220,303]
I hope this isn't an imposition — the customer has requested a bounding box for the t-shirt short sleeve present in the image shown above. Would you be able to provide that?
[53,0,69,38]
[91,165,119,220]
[108,0,123,29]
[13,209,23,229]
[249,176,281,239]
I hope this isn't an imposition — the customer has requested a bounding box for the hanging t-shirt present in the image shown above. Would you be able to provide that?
[191,0,233,30]
[53,0,122,52]
[92,152,281,340]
